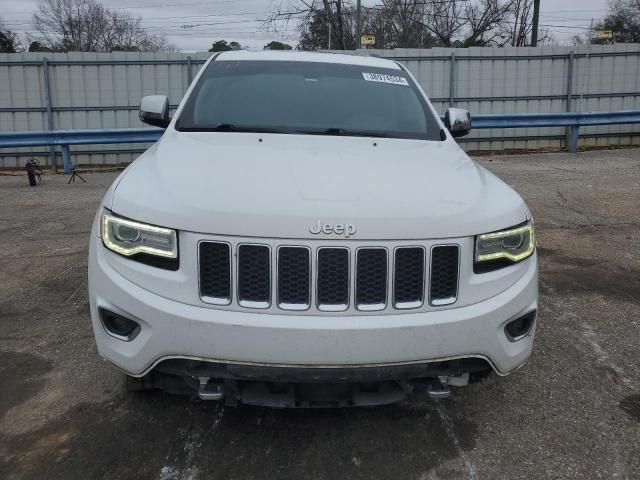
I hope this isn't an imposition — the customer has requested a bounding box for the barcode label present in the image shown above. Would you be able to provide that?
[362,72,409,86]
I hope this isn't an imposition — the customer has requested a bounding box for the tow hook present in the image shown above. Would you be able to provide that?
[426,377,451,399]
[197,377,225,401]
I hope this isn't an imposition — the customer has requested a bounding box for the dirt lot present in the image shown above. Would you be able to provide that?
[1,149,639,480]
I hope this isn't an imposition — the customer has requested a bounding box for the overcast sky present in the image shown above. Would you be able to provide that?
[1,0,610,51]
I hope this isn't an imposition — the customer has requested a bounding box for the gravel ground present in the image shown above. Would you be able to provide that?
[0,149,639,480]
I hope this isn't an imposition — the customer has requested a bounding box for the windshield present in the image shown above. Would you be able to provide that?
[176,60,442,140]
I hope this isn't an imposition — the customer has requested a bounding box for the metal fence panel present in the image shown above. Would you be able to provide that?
[366,44,640,152]
[1,45,640,168]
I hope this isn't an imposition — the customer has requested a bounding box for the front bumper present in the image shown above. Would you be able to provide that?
[88,235,538,377]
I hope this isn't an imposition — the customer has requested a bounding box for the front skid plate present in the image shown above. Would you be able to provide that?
[234,380,413,408]
[131,358,490,407]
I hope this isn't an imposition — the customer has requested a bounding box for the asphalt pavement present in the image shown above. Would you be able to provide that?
[0,148,639,479]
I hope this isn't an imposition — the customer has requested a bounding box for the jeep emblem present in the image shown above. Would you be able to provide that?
[309,220,356,238]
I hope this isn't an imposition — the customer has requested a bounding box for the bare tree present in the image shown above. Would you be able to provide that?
[498,0,551,46]
[270,0,551,50]
[508,0,533,46]
[278,0,436,49]
[378,1,437,48]
[391,0,550,47]
[267,0,360,50]
[418,0,466,47]
[379,0,513,47]
[33,0,175,52]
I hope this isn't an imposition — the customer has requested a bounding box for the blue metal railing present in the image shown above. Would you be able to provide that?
[471,110,640,128]
[1,110,640,173]
[471,110,640,155]
[0,128,164,173]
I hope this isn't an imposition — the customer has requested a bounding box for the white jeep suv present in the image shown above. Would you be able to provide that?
[88,51,537,407]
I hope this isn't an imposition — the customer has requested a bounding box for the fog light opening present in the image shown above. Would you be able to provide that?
[505,311,536,342]
[99,308,141,341]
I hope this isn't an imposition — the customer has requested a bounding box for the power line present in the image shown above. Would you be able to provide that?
[2,11,272,24]
[542,9,609,13]
[540,14,603,22]
[111,0,255,8]
[2,14,273,29]
[5,0,256,15]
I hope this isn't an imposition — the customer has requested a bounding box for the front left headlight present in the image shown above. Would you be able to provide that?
[101,213,178,268]
[475,221,535,271]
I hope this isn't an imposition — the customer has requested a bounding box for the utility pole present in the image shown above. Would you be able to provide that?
[356,0,362,49]
[328,23,332,50]
[531,0,541,46]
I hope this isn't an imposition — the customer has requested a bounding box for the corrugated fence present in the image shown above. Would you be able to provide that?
[1,44,640,168]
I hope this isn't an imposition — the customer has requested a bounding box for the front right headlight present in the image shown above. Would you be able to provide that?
[475,221,535,272]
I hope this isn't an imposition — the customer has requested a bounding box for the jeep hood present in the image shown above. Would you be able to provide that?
[111,131,528,240]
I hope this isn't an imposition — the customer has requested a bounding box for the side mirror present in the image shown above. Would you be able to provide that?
[139,95,170,128]
[445,108,471,138]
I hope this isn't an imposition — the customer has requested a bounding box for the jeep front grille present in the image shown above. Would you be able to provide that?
[356,248,388,311]
[317,247,350,311]
[237,244,271,308]
[199,241,232,305]
[393,247,425,309]
[430,245,460,305]
[198,241,460,313]
[277,246,311,310]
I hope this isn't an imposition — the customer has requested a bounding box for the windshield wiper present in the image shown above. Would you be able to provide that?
[309,128,396,138]
[178,124,293,134]
[178,124,400,138]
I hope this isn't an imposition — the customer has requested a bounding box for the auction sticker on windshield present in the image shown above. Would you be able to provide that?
[362,72,409,86]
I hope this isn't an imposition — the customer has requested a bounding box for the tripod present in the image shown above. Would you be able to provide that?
[68,166,87,184]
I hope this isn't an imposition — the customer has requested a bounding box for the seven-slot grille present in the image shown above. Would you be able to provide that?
[199,242,460,312]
